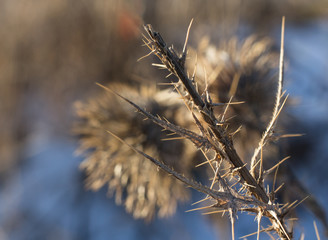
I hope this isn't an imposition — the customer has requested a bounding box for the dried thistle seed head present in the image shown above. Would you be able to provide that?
[189,36,280,151]
[73,83,193,220]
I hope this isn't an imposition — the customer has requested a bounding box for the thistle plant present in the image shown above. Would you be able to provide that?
[103,18,293,239]
[74,83,196,221]
[189,33,328,235]
[187,34,280,160]
[74,17,327,239]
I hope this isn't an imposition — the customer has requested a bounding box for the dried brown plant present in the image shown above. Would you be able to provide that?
[187,34,279,157]
[187,33,328,235]
[74,15,327,238]
[98,18,295,239]
[74,84,197,221]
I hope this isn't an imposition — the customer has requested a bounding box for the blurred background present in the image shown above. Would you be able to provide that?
[0,0,327,239]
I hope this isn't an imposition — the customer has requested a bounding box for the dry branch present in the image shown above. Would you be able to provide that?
[140,18,292,239]
[143,23,270,203]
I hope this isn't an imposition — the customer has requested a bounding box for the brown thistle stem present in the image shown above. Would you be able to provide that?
[143,24,269,203]
[142,19,291,239]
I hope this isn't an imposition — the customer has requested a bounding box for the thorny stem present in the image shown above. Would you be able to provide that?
[144,24,269,203]
[142,18,291,239]
[144,25,205,108]
[106,129,268,210]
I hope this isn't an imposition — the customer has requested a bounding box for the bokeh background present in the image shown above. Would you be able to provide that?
[0,0,328,239]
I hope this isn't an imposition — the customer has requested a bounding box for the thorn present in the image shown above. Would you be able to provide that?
[195,159,215,168]
[279,133,305,138]
[230,209,235,240]
[181,18,194,66]
[161,137,185,141]
[202,209,227,215]
[274,182,285,194]
[313,221,321,240]
[200,149,216,173]
[137,49,156,62]
[231,126,242,138]
[191,197,211,206]
[186,205,213,213]
[221,96,234,122]
[157,82,176,86]
[265,156,290,175]
[165,72,173,78]
[152,63,167,69]
[271,163,279,201]
[212,101,245,107]
[243,182,257,189]
[256,210,263,240]
[283,196,309,214]
[166,132,178,136]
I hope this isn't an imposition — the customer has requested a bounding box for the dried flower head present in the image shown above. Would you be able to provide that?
[138,22,295,239]
[74,84,194,220]
[190,35,328,234]
[189,36,279,152]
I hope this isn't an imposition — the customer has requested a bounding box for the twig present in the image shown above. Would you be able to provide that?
[250,16,286,177]
[143,22,270,205]
[97,83,212,150]
[106,129,268,210]
[138,17,291,239]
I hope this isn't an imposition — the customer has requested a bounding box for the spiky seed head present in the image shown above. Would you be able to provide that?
[188,36,280,154]
[73,83,194,220]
